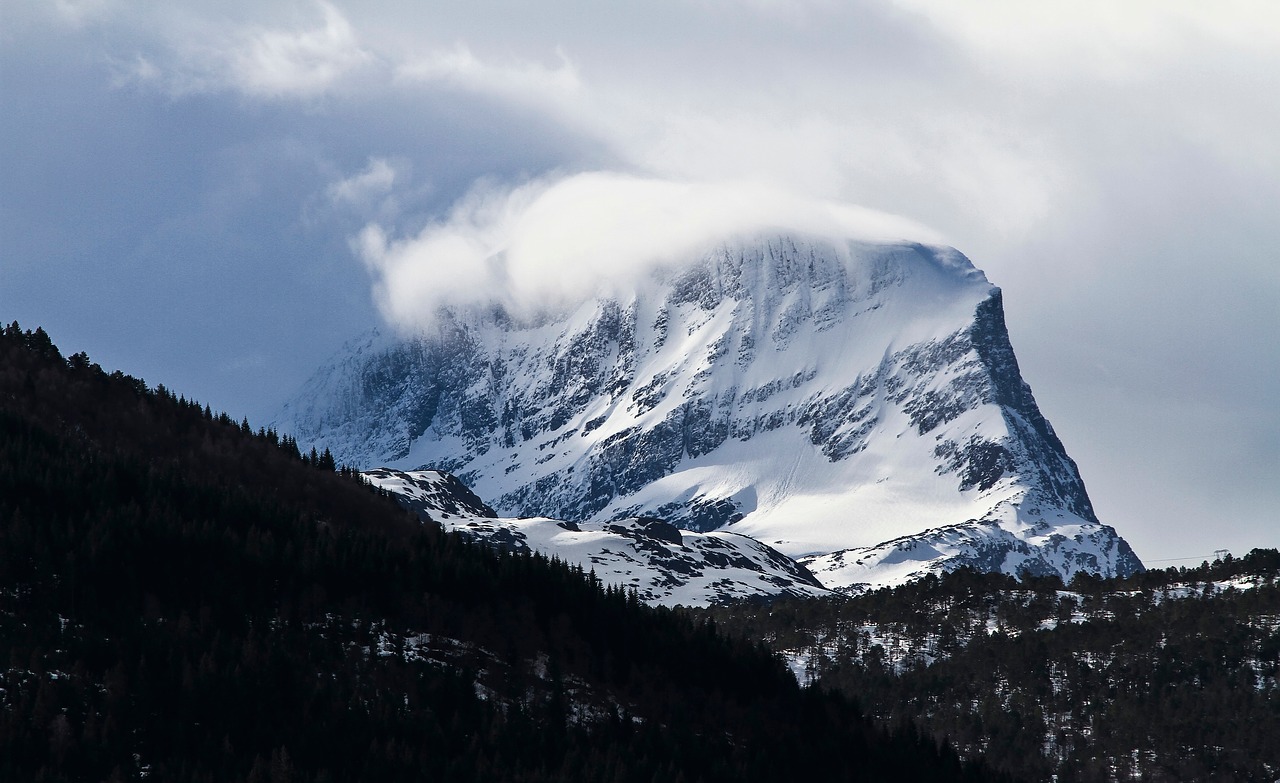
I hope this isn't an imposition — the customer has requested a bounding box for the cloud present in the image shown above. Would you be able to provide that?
[92,3,581,107]
[355,171,940,331]
[396,42,582,109]
[110,1,372,99]
[895,0,1280,78]
[227,1,370,98]
[327,157,399,207]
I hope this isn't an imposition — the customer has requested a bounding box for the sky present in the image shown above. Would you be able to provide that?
[2,0,1277,564]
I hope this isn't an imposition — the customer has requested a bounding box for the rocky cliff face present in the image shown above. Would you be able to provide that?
[277,235,1142,588]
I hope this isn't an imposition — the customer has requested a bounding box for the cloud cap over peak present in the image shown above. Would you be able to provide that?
[356,172,943,330]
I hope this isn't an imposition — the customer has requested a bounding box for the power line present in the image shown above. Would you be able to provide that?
[1145,553,1228,563]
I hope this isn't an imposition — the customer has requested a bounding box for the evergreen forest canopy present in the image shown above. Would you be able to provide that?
[0,321,1003,782]
[704,552,1280,782]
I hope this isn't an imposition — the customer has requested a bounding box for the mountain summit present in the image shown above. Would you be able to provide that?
[276,234,1142,589]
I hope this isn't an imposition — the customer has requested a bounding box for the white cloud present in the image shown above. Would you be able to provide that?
[108,1,372,99]
[893,0,1280,78]
[396,42,581,109]
[356,171,940,331]
[227,1,370,98]
[327,157,399,207]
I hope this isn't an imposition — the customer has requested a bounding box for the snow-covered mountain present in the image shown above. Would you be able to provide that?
[277,234,1142,589]
[364,468,830,606]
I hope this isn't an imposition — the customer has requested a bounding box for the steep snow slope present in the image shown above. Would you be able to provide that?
[365,468,830,606]
[279,235,1142,588]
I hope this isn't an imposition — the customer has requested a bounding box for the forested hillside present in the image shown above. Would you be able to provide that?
[705,553,1280,782]
[0,322,1002,782]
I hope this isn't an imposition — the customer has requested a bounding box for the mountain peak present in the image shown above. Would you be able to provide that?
[276,234,1141,588]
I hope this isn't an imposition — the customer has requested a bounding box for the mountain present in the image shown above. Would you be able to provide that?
[276,234,1142,589]
[0,322,997,782]
[364,468,831,606]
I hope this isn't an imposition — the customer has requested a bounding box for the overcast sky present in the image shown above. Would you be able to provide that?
[2,0,1276,563]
